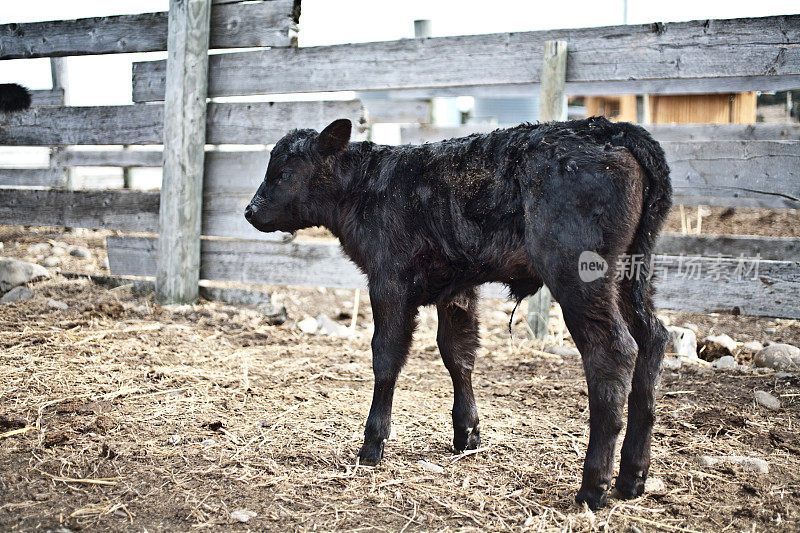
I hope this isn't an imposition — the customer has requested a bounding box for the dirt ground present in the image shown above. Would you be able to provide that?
[1,208,799,532]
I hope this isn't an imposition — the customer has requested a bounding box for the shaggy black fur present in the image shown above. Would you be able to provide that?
[0,83,32,113]
[246,116,672,510]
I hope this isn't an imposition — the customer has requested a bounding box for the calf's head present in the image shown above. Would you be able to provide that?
[245,118,352,233]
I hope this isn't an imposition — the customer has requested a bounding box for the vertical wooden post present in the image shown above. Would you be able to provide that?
[49,58,70,189]
[527,40,567,340]
[156,0,212,304]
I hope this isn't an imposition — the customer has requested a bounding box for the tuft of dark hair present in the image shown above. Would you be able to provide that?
[0,83,32,113]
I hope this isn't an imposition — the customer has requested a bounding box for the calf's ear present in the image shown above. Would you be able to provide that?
[317,119,352,156]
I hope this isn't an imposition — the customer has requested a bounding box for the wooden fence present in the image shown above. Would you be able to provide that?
[1,4,799,317]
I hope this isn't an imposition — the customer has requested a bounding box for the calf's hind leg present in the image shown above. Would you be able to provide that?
[437,289,481,452]
[558,289,638,510]
[616,283,669,498]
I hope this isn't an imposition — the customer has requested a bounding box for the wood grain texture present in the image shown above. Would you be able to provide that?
[0,100,366,145]
[156,0,212,303]
[0,189,160,231]
[56,150,164,167]
[400,123,800,145]
[106,236,800,319]
[0,168,64,187]
[132,15,800,101]
[30,89,65,107]
[0,0,296,59]
[361,75,800,99]
[665,140,800,209]
[655,233,800,262]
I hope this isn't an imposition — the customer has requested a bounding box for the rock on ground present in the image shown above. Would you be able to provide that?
[754,344,800,371]
[68,245,92,259]
[699,455,769,473]
[754,390,781,410]
[230,509,257,523]
[0,258,50,293]
[666,326,697,358]
[700,334,738,361]
[297,316,318,334]
[712,355,737,371]
[47,299,68,310]
[1,286,34,303]
[543,345,580,358]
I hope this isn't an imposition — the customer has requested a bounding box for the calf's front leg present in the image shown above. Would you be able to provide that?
[357,287,417,465]
[436,289,481,452]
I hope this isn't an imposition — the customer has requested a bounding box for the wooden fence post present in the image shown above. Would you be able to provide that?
[527,40,567,340]
[156,0,212,304]
[49,58,69,190]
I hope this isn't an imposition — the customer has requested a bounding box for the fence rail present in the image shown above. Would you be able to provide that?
[131,15,800,101]
[0,101,366,145]
[105,235,800,319]
[0,0,297,59]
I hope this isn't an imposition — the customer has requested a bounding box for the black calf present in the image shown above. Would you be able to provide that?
[246,116,672,509]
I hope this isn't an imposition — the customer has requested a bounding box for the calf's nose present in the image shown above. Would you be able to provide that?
[244,204,255,222]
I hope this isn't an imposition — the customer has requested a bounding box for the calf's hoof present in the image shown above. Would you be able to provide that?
[575,485,608,511]
[453,425,480,453]
[615,471,646,499]
[357,440,385,466]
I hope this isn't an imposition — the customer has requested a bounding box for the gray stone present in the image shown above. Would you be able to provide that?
[699,455,768,473]
[712,355,737,370]
[297,316,318,334]
[644,477,666,493]
[662,356,681,370]
[764,327,777,334]
[167,434,181,445]
[665,326,697,358]
[316,314,354,338]
[417,460,445,474]
[700,334,738,361]
[741,341,765,353]
[42,256,60,268]
[775,372,797,380]
[0,286,34,303]
[68,245,92,259]
[0,258,50,292]
[47,299,68,310]
[543,345,580,358]
[49,246,67,257]
[230,509,256,523]
[27,243,50,256]
[754,344,800,371]
[754,390,781,410]
[257,301,287,325]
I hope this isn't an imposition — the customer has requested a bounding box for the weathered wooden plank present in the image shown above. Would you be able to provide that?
[655,233,800,262]
[646,123,800,141]
[652,255,800,318]
[665,141,800,209]
[0,100,366,145]
[106,236,800,319]
[361,75,800,99]
[403,126,800,209]
[132,15,800,101]
[401,123,800,145]
[0,1,296,60]
[0,187,292,241]
[363,99,430,123]
[0,168,64,187]
[0,189,160,231]
[107,236,369,290]
[29,89,65,107]
[56,150,164,167]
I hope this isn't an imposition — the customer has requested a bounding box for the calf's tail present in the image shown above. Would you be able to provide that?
[597,118,673,312]
[0,83,32,113]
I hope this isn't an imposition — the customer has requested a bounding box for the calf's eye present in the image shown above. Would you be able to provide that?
[279,171,292,182]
